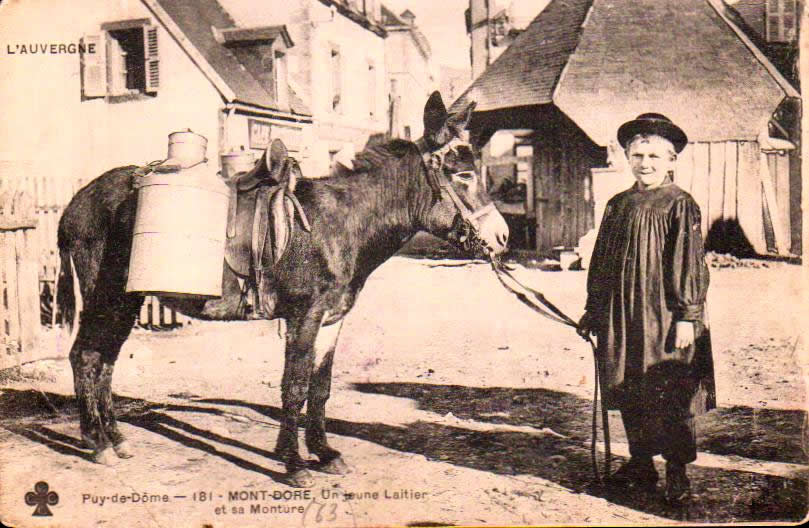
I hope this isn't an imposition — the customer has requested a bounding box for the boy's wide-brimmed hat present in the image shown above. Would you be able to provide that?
[617,113,688,153]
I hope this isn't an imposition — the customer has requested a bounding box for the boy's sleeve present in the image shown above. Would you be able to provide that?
[666,197,710,321]
[584,202,613,314]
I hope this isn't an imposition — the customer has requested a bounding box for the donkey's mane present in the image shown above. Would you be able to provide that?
[328,139,421,180]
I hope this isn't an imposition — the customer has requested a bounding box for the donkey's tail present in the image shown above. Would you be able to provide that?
[55,248,81,343]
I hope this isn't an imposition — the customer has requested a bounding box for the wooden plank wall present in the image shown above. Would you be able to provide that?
[672,140,796,256]
[531,135,596,253]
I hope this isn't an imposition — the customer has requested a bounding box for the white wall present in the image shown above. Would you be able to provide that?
[307,0,387,175]
[386,29,436,140]
[0,0,224,196]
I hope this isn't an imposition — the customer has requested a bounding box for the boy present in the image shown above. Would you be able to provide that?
[578,113,716,503]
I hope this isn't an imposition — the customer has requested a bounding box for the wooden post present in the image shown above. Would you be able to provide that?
[0,190,39,369]
[760,151,791,255]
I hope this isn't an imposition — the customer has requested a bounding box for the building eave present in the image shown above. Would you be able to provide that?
[227,101,313,123]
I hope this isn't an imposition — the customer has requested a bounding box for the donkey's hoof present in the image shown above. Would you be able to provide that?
[286,469,315,488]
[94,447,118,466]
[113,440,135,459]
[319,456,352,475]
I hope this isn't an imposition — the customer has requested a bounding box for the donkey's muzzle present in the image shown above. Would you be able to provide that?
[476,205,509,256]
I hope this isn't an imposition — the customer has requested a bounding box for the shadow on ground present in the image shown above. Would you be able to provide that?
[1,386,806,522]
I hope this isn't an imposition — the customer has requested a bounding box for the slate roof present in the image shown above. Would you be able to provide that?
[154,0,310,116]
[454,0,593,110]
[454,0,797,143]
[727,0,765,38]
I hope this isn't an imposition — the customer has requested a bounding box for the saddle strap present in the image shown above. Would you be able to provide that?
[252,186,272,286]
[227,184,238,238]
[286,191,311,232]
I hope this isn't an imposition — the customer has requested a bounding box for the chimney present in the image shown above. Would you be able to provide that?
[469,0,490,79]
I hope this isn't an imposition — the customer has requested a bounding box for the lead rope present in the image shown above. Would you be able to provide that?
[488,257,611,485]
[418,143,611,482]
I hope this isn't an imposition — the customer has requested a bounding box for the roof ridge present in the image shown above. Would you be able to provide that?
[551,1,596,106]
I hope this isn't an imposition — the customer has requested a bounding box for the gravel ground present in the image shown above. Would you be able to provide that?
[0,256,806,527]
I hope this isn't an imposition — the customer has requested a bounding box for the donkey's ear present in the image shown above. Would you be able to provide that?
[446,101,476,137]
[423,91,448,136]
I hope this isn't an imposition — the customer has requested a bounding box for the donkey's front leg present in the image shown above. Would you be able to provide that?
[305,318,350,475]
[275,310,322,488]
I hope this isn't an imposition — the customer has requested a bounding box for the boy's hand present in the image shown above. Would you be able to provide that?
[673,321,695,350]
[577,312,595,339]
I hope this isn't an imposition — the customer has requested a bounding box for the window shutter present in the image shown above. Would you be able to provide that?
[143,25,159,92]
[81,34,107,98]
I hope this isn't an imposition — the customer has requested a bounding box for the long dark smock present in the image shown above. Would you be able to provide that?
[585,181,716,420]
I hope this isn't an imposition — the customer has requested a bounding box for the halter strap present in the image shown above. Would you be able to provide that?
[415,137,494,230]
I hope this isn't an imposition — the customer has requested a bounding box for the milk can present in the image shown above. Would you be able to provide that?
[221,148,256,181]
[126,131,229,297]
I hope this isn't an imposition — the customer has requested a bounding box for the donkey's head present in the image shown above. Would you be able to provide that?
[419,91,509,257]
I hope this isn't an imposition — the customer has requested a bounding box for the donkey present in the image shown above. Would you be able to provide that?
[56,91,509,487]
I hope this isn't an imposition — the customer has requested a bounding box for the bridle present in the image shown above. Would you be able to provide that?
[417,138,497,253]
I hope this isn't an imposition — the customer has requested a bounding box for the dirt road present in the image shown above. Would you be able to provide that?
[1,256,807,527]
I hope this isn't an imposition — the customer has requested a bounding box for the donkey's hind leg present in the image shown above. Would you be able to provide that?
[69,238,142,464]
[305,318,350,475]
[71,292,141,463]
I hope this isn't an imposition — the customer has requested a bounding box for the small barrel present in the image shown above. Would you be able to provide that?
[126,163,229,297]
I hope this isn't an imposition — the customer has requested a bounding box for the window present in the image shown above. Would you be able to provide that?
[329,46,342,113]
[256,47,287,106]
[367,61,376,119]
[81,19,159,99]
[766,0,797,43]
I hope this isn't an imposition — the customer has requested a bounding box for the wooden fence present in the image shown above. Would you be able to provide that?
[0,168,191,334]
[0,191,40,369]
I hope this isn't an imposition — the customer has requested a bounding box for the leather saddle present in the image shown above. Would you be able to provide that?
[223,139,310,314]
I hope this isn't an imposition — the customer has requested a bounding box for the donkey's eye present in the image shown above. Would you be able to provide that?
[452,171,475,182]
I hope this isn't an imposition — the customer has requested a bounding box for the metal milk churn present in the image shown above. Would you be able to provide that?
[126,130,229,297]
[221,148,256,181]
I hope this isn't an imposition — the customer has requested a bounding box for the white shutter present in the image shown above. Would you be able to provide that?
[143,25,159,92]
[81,34,107,98]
